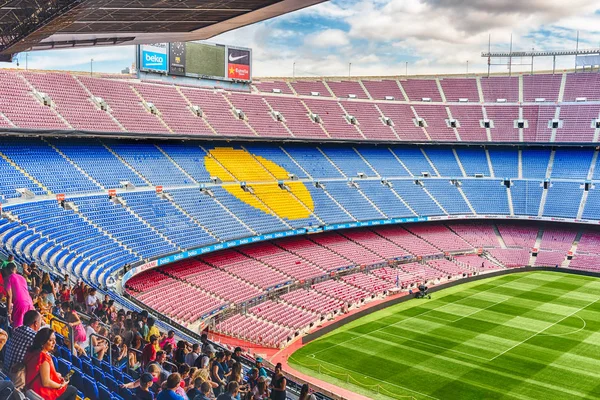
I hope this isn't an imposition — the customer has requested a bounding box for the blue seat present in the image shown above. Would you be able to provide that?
[83,375,99,400]
[98,383,111,400]
[119,387,133,400]
[69,367,83,392]
[105,376,119,393]
[57,359,71,377]
[71,354,82,370]
[93,368,106,386]
[82,360,93,376]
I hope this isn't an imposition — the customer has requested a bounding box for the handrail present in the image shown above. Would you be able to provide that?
[49,315,75,355]
[89,332,112,365]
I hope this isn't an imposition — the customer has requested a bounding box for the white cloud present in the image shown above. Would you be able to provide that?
[305,29,350,48]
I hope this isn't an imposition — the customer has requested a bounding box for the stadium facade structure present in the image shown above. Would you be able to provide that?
[2,70,600,372]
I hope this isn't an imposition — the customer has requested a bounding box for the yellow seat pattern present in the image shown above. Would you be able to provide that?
[205,147,314,220]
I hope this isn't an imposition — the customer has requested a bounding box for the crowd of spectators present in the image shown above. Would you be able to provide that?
[0,256,314,400]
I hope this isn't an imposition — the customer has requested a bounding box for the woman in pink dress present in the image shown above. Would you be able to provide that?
[4,262,34,327]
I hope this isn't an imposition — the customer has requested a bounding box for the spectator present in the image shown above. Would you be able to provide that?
[173,340,187,365]
[121,365,161,397]
[86,318,108,360]
[63,302,86,356]
[211,351,227,396]
[36,290,52,317]
[157,373,186,400]
[59,284,71,303]
[1,254,14,269]
[122,318,135,348]
[186,377,203,400]
[23,327,77,400]
[4,262,35,327]
[246,368,259,391]
[4,310,42,372]
[142,335,158,367]
[194,381,212,400]
[269,363,286,400]
[299,384,317,400]
[252,377,269,400]
[228,362,247,399]
[255,357,268,378]
[160,330,176,349]
[112,335,128,367]
[73,282,86,311]
[86,288,99,314]
[145,317,159,341]
[231,347,243,364]
[134,373,155,400]
[185,343,200,367]
[217,381,239,400]
[0,327,17,400]
[147,350,169,382]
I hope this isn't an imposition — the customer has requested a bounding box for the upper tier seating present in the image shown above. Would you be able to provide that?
[253,80,293,94]
[481,76,519,103]
[400,79,442,102]
[362,80,404,100]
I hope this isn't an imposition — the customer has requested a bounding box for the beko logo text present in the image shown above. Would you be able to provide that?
[144,53,164,65]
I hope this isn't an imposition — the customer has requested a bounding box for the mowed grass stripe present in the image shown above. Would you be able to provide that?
[291,272,600,399]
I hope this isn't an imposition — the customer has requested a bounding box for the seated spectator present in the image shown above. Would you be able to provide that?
[86,318,108,360]
[112,335,128,367]
[299,384,317,400]
[4,262,35,327]
[186,377,203,400]
[23,327,77,400]
[217,381,239,400]
[134,373,155,400]
[252,377,269,400]
[36,290,52,318]
[0,327,16,399]
[121,365,161,397]
[4,310,42,372]
[147,350,169,382]
[157,373,186,400]
[246,368,259,391]
[193,381,212,400]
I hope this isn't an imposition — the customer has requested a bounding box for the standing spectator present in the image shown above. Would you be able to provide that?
[142,335,158,367]
[146,317,160,342]
[246,368,259,391]
[73,282,86,311]
[23,328,77,399]
[185,343,200,367]
[211,351,227,397]
[228,362,247,399]
[160,330,176,349]
[59,284,71,303]
[157,373,186,400]
[1,255,14,269]
[4,262,35,327]
[4,310,41,372]
[36,290,52,318]
[86,288,99,314]
[255,357,268,378]
[231,347,243,364]
[269,363,286,400]
[299,384,317,400]
[217,382,239,400]
[63,302,87,356]
[111,335,128,367]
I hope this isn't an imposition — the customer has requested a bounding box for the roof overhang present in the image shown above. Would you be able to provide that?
[0,0,325,56]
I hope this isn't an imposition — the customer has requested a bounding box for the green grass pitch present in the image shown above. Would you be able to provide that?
[289,272,600,400]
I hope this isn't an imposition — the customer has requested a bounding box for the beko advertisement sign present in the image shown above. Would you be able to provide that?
[140,43,168,72]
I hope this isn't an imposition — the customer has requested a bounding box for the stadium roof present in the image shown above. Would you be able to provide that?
[0,0,324,58]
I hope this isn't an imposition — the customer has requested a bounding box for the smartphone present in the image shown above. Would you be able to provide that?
[64,369,75,381]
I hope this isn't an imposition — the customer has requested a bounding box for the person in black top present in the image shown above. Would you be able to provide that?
[133,373,155,400]
[270,363,286,400]
[186,377,203,400]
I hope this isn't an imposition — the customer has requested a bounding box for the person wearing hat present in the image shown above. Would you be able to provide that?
[256,357,268,378]
[231,347,243,364]
[134,373,155,400]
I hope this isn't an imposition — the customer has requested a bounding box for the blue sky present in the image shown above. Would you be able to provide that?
[3,0,600,77]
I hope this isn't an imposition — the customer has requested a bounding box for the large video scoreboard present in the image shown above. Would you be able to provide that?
[138,41,252,82]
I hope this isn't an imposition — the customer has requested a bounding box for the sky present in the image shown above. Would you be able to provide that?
[3,0,600,78]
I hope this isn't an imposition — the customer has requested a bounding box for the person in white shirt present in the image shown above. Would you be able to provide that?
[185,343,200,367]
[86,288,99,314]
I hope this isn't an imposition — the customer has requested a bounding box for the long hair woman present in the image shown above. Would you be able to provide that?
[23,327,77,400]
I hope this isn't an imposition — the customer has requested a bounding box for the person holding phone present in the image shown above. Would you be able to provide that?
[23,327,77,399]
